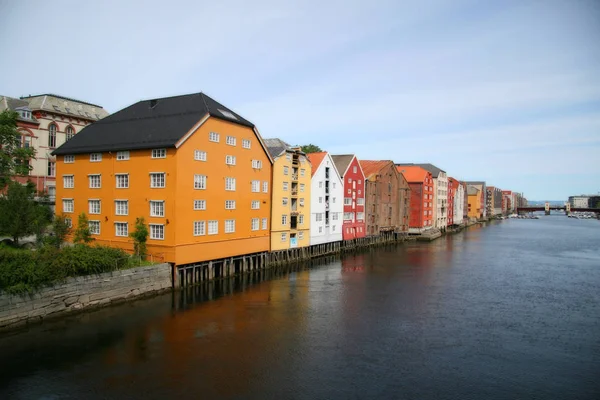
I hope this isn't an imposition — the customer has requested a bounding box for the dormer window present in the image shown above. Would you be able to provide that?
[16,108,32,119]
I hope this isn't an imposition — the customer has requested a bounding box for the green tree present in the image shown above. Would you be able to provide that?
[73,213,93,244]
[130,217,149,260]
[0,110,36,189]
[299,144,322,154]
[0,181,50,245]
[48,215,71,248]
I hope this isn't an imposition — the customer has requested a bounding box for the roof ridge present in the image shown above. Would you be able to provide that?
[20,93,103,108]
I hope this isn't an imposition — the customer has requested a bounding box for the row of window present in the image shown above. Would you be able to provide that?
[48,125,75,148]
[280,214,305,225]
[63,198,266,215]
[283,166,306,177]
[347,177,362,184]
[343,212,365,221]
[63,173,269,193]
[208,132,251,149]
[280,232,304,242]
[281,198,305,207]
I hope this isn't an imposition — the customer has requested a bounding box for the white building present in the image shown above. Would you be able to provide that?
[307,152,344,245]
[417,164,448,230]
[568,196,590,208]
[454,182,465,225]
[0,94,108,200]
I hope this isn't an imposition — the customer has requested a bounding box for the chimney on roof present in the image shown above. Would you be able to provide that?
[150,99,158,109]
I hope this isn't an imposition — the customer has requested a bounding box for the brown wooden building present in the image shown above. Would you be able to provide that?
[359,160,410,236]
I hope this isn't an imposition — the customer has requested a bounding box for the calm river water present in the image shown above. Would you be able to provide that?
[1,216,599,399]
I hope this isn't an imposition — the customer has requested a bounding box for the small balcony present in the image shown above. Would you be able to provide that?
[292,173,298,181]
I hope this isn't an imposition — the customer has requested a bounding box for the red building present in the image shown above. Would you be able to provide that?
[331,154,366,240]
[397,165,433,233]
[447,177,459,226]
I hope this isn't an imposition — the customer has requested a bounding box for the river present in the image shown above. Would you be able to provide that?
[1,216,599,399]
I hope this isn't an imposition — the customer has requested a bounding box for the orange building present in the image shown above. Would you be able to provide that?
[52,93,272,266]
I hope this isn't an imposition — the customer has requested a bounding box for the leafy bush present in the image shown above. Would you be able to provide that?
[0,244,132,294]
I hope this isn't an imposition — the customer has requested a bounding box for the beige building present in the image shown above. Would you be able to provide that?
[0,94,109,201]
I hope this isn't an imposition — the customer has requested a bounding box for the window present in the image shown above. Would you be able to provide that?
[225,155,236,165]
[299,198,304,206]
[281,233,287,242]
[115,222,128,237]
[252,160,262,169]
[283,182,288,191]
[332,197,336,203]
[348,178,352,183]
[332,213,339,220]
[64,155,74,163]
[353,166,357,173]
[194,150,207,161]
[225,219,235,233]
[332,182,336,188]
[286,154,291,161]
[251,200,260,209]
[282,198,289,206]
[209,132,220,142]
[194,200,206,210]
[65,126,75,141]
[358,180,362,184]
[225,200,236,210]
[65,218,72,228]
[344,198,352,205]
[319,197,323,204]
[358,190,362,195]
[263,181,268,193]
[115,200,128,215]
[357,212,365,221]
[242,139,251,149]
[300,184,305,192]
[357,198,365,205]
[283,166,289,175]
[150,224,164,240]
[299,215,304,224]
[117,151,129,160]
[48,124,57,148]
[194,221,205,236]
[88,199,101,214]
[150,173,165,188]
[63,175,74,188]
[62,199,74,213]
[299,232,304,240]
[262,218,268,230]
[316,213,323,222]
[318,226,323,233]
[194,174,207,190]
[150,200,165,217]
[114,174,128,189]
[88,174,101,188]
[344,212,353,220]
[208,220,218,235]
[152,149,166,158]
[251,218,259,231]
[300,169,305,177]
[90,153,102,162]
[319,181,323,188]
[282,215,288,225]
[226,136,236,146]
[225,177,236,191]
[89,221,100,235]
[252,180,260,192]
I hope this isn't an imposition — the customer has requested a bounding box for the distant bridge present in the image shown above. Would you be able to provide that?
[517,203,599,215]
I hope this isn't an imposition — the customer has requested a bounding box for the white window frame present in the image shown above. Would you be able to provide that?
[283,182,288,191]
[150,224,165,240]
[88,174,101,189]
[225,219,235,233]
[283,166,289,175]
[90,153,102,162]
[151,148,166,159]
[252,160,262,169]
[282,197,289,206]
[242,139,251,149]
[282,214,288,225]
[225,155,236,165]
[262,218,268,230]
[150,173,165,188]
[150,200,165,217]
[64,155,75,163]
[116,174,129,189]
[88,199,101,215]
[251,218,259,231]
[225,177,236,191]
[115,222,128,237]
[225,200,236,210]
[300,169,305,177]
[209,132,220,142]
[251,180,260,192]
[116,151,130,161]
[226,136,236,146]
[281,233,287,242]
[263,181,268,193]
[208,220,218,235]
[62,198,74,213]
[299,215,304,224]
[300,184,305,192]
[251,200,260,209]
[115,200,129,216]
[89,220,100,235]
[63,175,74,189]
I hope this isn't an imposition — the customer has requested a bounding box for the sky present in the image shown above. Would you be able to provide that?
[1,0,598,200]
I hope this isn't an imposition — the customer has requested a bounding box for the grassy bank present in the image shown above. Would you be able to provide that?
[0,244,152,295]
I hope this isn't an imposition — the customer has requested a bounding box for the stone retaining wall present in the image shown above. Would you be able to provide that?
[0,263,172,330]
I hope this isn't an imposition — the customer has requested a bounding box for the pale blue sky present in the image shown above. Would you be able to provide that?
[1,0,598,200]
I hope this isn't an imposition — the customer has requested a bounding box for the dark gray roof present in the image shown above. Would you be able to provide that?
[467,186,480,195]
[52,92,254,155]
[263,138,291,158]
[396,163,446,178]
[331,154,355,176]
[0,95,39,124]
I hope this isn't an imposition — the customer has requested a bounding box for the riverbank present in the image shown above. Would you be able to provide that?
[0,263,171,331]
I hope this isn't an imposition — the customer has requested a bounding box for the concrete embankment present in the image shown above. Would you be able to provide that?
[0,263,172,330]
